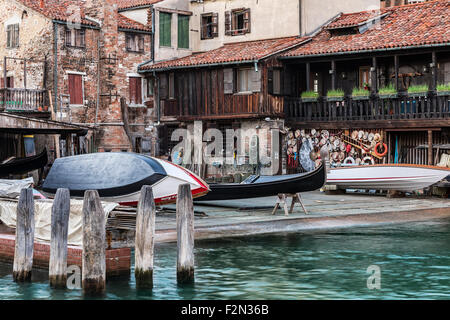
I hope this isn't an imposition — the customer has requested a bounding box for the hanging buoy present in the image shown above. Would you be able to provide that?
[374,142,388,157]
[343,156,355,165]
[362,156,375,165]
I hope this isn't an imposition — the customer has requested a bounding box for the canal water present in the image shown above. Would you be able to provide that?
[0,219,449,300]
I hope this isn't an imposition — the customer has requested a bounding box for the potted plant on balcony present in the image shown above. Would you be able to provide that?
[326,89,345,102]
[351,87,370,100]
[301,91,319,102]
[378,84,398,99]
[437,83,450,96]
[407,84,428,98]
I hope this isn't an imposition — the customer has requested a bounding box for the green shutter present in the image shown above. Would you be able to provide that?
[177,15,189,49]
[160,12,172,47]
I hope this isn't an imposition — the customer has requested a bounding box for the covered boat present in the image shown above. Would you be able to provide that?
[0,148,48,176]
[327,164,450,192]
[196,162,326,201]
[42,153,209,206]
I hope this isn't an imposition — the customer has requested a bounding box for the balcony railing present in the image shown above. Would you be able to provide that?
[0,88,49,113]
[285,93,450,123]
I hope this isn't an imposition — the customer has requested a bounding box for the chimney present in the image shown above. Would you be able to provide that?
[40,0,44,9]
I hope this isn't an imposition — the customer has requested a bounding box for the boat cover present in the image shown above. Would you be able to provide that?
[0,177,34,199]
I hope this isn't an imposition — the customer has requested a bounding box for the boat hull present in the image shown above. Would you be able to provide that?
[0,148,48,176]
[196,163,326,201]
[42,153,209,206]
[327,164,450,192]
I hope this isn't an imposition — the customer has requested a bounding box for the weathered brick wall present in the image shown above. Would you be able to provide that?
[0,0,53,89]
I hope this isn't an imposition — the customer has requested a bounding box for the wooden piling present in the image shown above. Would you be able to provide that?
[13,188,35,282]
[176,184,195,284]
[49,188,70,288]
[135,186,156,289]
[82,190,106,296]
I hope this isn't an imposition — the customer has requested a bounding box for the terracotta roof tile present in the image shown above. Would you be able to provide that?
[140,36,310,71]
[283,0,450,58]
[17,0,150,31]
[116,0,163,10]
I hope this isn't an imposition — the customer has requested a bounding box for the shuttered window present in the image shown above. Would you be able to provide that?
[1,76,14,88]
[237,68,260,93]
[65,28,86,48]
[225,8,251,36]
[268,68,282,95]
[129,77,143,105]
[126,33,145,53]
[6,24,19,48]
[68,74,83,105]
[177,15,189,49]
[160,12,172,47]
[224,68,234,94]
[168,73,175,99]
[201,13,218,39]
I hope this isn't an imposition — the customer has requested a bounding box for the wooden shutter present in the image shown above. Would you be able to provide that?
[6,25,11,48]
[68,74,83,105]
[129,77,136,103]
[211,13,219,37]
[138,35,144,52]
[225,11,231,36]
[160,12,172,47]
[7,76,14,89]
[135,78,142,104]
[126,34,132,51]
[0,78,4,88]
[224,68,234,94]
[79,29,85,47]
[178,15,189,49]
[159,74,168,99]
[250,69,261,93]
[267,68,274,95]
[243,9,251,34]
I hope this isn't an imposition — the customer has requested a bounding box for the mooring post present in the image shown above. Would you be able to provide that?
[82,190,106,296]
[176,184,195,284]
[135,185,156,289]
[13,188,35,282]
[49,188,70,288]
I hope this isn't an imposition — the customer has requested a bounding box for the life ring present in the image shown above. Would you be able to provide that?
[362,156,375,165]
[374,142,388,157]
[343,156,355,165]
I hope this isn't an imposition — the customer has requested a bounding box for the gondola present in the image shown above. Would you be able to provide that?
[42,152,210,206]
[0,148,48,176]
[195,162,326,202]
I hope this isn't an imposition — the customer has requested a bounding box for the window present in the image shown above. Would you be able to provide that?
[145,77,154,97]
[6,24,19,48]
[201,13,218,40]
[359,66,371,88]
[225,8,250,36]
[129,77,143,105]
[1,76,14,88]
[160,12,172,47]
[68,74,84,105]
[65,28,86,48]
[177,15,190,49]
[126,33,145,53]
[237,68,260,93]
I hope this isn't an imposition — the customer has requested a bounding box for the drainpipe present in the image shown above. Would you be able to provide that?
[53,22,58,114]
[154,71,160,124]
[95,36,100,126]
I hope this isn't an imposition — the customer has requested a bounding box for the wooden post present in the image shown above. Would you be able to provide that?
[82,190,106,296]
[135,186,156,289]
[371,57,378,94]
[394,55,399,92]
[176,184,195,284]
[49,188,70,288]
[13,188,35,282]
[331,60,336,91]
[431,51,437,93]
[428,130,433,166]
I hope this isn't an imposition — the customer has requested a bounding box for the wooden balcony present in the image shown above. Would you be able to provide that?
[285,93,450,129]
[0,88,50,117]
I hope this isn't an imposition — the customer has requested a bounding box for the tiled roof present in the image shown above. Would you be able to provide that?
[17,0,98,26]
[140,36,310,71]
[118,14,151,32]
[282,0,450,58]
[17,0,150,31]
[116,0,163,10]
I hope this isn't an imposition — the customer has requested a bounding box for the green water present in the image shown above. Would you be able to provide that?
[0,219,449,300]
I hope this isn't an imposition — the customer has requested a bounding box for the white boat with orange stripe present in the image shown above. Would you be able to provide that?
[42,152,210,206]
[327,164,450,192]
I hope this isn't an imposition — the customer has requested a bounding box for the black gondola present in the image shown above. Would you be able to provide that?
[0,148,48,176]
[195,162,326,202]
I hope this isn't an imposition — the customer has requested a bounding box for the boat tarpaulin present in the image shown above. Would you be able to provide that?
[0,199,118,246]
[0,177,34,199]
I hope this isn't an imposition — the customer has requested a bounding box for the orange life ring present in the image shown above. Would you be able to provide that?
[374,142,388,157]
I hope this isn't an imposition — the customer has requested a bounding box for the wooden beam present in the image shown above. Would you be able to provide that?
[13,188,35,282]
[394,55,399,91]
[428,130,433,165]
[82,190,106,296]
[135,186,156,290]
[371,57,377,93]
[306,62,311,91]
[431,51,437,92]
[49,188,70,288]
[331,60,336,90]
[176,184,195,285]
